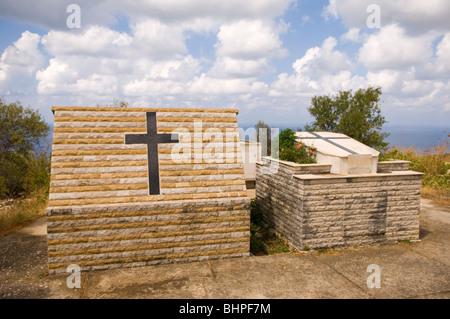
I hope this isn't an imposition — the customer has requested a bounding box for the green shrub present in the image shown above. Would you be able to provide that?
[23,149,51,196]
[0,150,50,198]
[277,129,317,164]
[279,128,297,150]
[0,152,29,197]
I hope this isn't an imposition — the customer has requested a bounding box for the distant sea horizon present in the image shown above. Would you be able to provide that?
[44,123,449,154]
[240,124,449,153]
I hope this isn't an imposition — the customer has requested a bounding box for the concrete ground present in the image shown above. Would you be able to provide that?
[0,199,449,299]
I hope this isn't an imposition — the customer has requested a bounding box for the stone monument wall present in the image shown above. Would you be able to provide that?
[46,107,250,274]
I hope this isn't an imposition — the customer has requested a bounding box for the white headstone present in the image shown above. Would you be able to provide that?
[295,132,380,175]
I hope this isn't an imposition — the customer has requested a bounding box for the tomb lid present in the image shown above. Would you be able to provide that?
[295,132,380,158]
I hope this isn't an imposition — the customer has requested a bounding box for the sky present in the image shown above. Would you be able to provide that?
[0,0,449,129]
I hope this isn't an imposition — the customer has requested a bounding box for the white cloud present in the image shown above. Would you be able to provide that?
[123,56,202,96]
[366,70,404,94]
[270,37,362,98]
[434,33,450,75]
[42,21,188,60]
[324,0,450,34]
[36,58,119,97]
[42,26,134,58]
[294,37,355,76]
[32,5,290,99]
[323,0,450,117]
[37,53,203,98]
[1,0,449,128]
[189,73,267,95]
[209,57,273,79]
[0,31,45,94]
[209,20,287,79]
[0,0,294,30]
[36,19,202,97]
[0,1,91,29]
[1,1,296,115]
[215,20,286,60]
[36,58,78,95]
[105,0,294,23]
[130,19,188,58]
[341,28,362,42]
[323,0,339,21]
[358,24,436,71]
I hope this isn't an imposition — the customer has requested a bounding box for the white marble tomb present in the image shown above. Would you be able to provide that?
[295,132,380,175]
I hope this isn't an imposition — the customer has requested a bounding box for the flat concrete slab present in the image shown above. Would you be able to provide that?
[83,260,221,299]
[0,199,449,299]
[412,199,450,266]
[209,254,369,299]
[316,244,450,299]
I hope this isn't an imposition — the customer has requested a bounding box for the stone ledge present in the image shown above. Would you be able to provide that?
[293,170,423,183]
[257,157,332,174]
[378,160,411,172]
[52,106,240,114]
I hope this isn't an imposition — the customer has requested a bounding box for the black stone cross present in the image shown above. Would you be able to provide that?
[125,112,179,195]
[297,132,358,155]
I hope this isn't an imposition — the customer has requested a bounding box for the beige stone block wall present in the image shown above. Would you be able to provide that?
[47,107,250,274]
[256,158,422,250]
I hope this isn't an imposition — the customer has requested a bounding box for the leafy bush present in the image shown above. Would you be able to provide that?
[0,152,29,197]
[277,129,317,164]
[279,128,297,150]
[23,149,51,195]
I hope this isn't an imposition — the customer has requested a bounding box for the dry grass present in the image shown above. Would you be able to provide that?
[382,140,449,205]
[421,186,450,206]
[0,190,47,237]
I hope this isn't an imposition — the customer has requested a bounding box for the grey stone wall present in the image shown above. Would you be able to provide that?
[377,160,410,173]
[256,158,422,250]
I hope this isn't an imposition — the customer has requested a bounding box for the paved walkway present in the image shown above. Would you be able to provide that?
[0,199,449,299]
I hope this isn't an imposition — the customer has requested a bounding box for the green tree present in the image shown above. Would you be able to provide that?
[305,87,389,152]
[0,99,50,197]
[0,152,29,196]
[23,148,51,195]
[0,99,49,157]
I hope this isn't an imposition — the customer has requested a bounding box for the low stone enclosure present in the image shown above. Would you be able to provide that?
[256,132,423,250]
